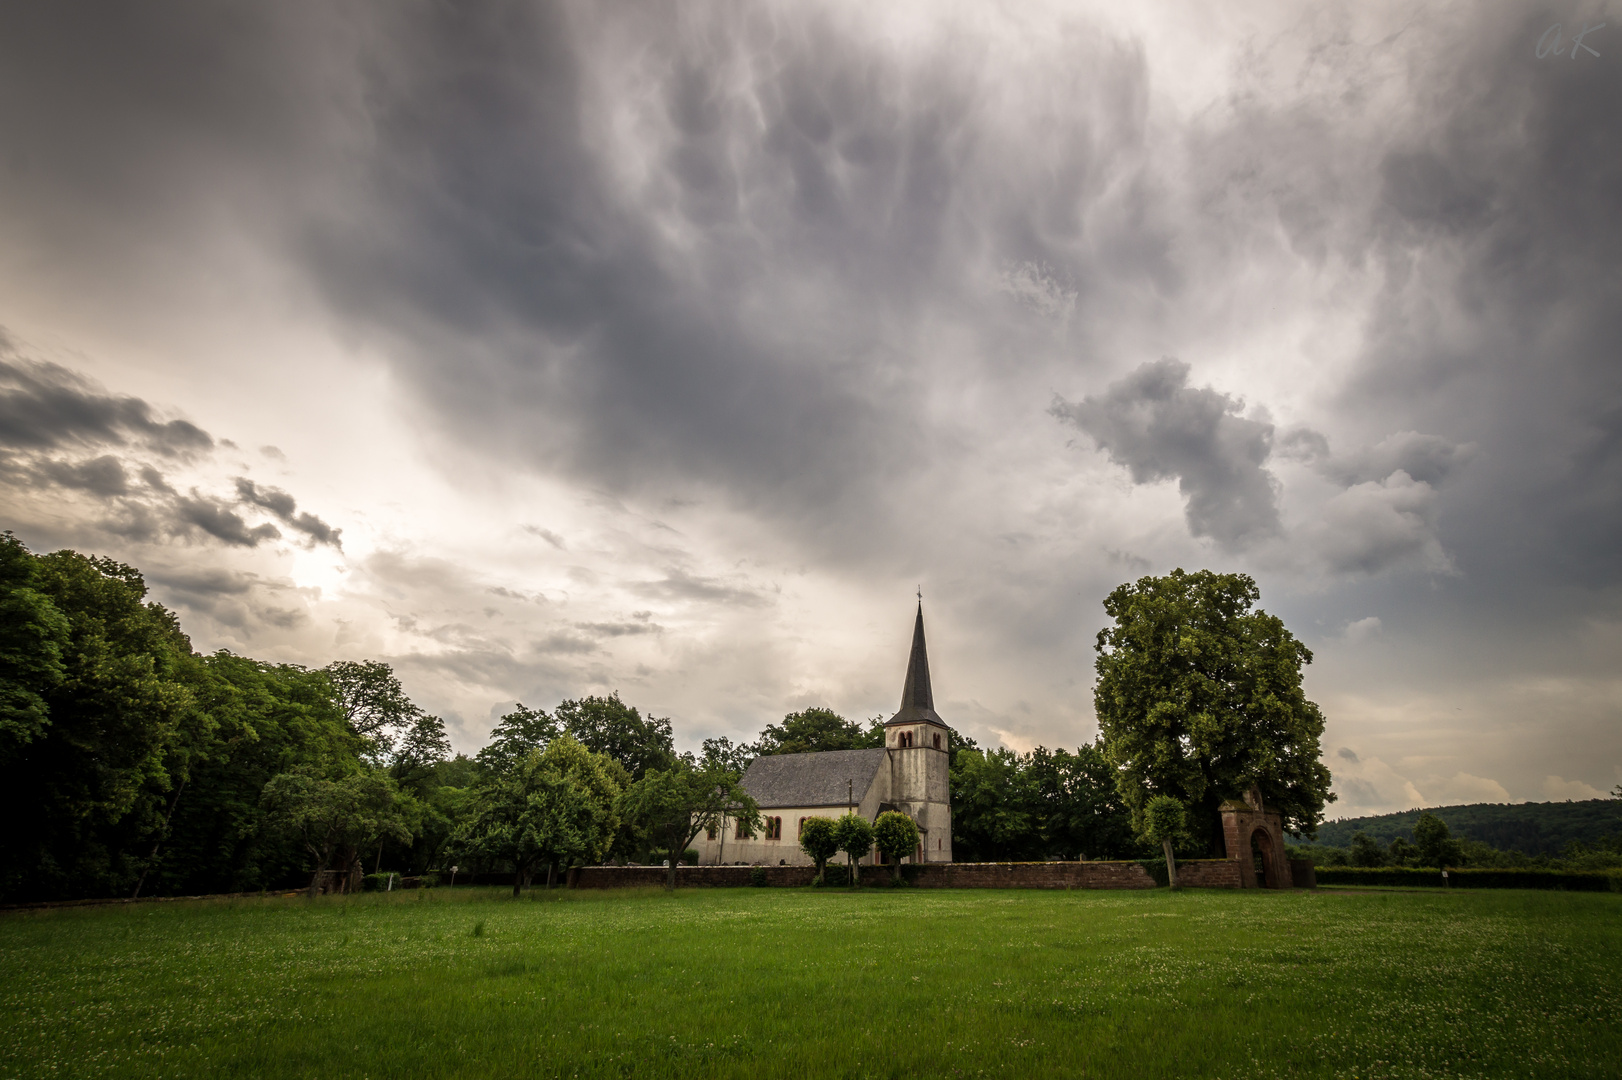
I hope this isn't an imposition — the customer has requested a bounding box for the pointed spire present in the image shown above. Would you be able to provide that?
[889,600,944,727]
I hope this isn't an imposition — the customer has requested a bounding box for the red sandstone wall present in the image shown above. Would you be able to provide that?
[1176,860,1243,888]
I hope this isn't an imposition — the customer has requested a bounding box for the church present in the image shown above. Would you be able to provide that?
[693,602,954,867]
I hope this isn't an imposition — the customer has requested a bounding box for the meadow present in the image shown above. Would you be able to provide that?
[1,886,1617,1080]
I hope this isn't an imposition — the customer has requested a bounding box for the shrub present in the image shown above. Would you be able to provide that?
[749,866,768,887]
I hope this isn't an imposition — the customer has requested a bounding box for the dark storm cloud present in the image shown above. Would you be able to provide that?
[174,494,281,548]
[1328,7,1622,591]
[0,350,213,457]
[0,340,341,554]
[269,1,1170,545]
[235,478,343,549]
[1051,358,1281,548]
[1325,432,1476,488]
[36,455,130,497]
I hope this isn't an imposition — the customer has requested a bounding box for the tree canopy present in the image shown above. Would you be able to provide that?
[873,811,920,882]
[619,756,757,889]
[456,735,623,895]
[750,708,883,756]
[797,816,840,883]
[1094,569,1333,852]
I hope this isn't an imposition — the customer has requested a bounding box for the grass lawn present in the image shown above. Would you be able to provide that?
[1,886,1617,1080]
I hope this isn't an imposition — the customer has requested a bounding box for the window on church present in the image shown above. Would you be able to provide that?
[736,820,753,840]
[764,816,782,840]
[933,733,941,749]
[899,730,913,748]
[706,824,718,841]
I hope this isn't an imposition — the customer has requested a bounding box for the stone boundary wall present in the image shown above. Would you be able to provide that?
[1176,860,1245,888]
[565,860,1248,890]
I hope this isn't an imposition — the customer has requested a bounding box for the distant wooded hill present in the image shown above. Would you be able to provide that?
[1307,799,1622,855]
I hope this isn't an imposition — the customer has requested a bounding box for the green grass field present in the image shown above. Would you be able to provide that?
[2,886,1617,1080]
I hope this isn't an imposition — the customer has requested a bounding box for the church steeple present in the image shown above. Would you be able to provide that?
[888,601,945,728]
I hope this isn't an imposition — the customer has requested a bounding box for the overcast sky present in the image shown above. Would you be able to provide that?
[2,0,1618,817]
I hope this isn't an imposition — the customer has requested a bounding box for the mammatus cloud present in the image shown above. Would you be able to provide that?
[1051,358,1280,548]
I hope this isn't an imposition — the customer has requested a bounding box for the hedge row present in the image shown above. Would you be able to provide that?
[1316,866,1620,891]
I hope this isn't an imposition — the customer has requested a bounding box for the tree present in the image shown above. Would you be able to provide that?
[1413,813,1463,875]
[619,756,757,889]
[1019,744,1137,861]
[873,811,920,883]
[832,813,874,887]
[555,694,675,781]
[1142,795,1187,889]
[700,735,752,775]
[390,711,452,794]
[1093,569,1334,853]
[1387,836,1418,866]
[323,660,420,764]
[150,652,359,897]
[0,532,70,757]
[798,816,840,884]
[260,768,413,897]
[950,748,1033,861]
[0,544,214,901]
[457,735,623,896]
[476,703,558,776]
[750,708,884,756]
[1349,832,1389,867]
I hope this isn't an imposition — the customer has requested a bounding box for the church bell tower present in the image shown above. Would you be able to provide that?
[884,601,953,862]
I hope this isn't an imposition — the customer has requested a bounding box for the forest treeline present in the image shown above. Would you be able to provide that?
[1294,800,1622,872]
[0,536,1141,902]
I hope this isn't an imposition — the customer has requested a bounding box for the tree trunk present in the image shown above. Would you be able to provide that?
[849,855,860,888]
[666,856,678,891]
[1162,838,1180,890]
[512,869,522,898]
[546,862,556,889]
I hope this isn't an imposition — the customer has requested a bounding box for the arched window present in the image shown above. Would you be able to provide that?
[932,733,941,749]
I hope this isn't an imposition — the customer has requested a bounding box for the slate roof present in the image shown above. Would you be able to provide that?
[738,748,890,809]
[888,601,947,727]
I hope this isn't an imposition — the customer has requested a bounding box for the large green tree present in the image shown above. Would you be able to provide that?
[555,694,676,781]
[260,768,413,897]
[323,660,420,765]
[457,735,624,896]
[619,756,757,889]
[0,543,215,900]
[0,532,70,757]
[1093,569,1334,853]
[134,652,358,897]
[750,708,884,756]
